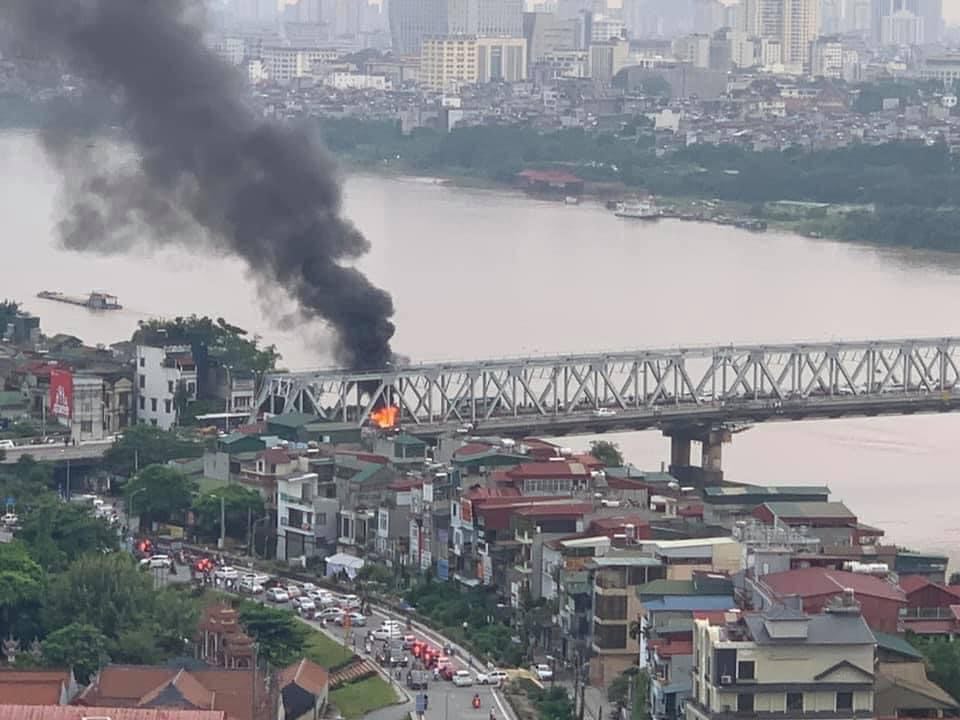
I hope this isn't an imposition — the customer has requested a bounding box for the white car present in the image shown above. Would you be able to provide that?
[476,669,508,686]
[452,670,473,687]
[214,566,239,581]
[295,598,317,614]
[318,607,344,622]
[372,626,402,641]
[339,594,361,609]
[139,555,172,569]
[337,612,366,627]
[592,408,617,417]
[285,585,302,599]
[533,664,553,681]
[301,582,317,592]
[265,588,290,603]
[1,513,18,526]
[0,440,15,450]
[238,579,264,595]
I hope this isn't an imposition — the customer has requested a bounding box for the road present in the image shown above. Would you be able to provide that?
[0,441,112,464]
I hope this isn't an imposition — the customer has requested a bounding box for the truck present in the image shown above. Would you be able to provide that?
[406,670,430,690]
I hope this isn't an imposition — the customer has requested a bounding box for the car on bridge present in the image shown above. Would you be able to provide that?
[592,408,617,417]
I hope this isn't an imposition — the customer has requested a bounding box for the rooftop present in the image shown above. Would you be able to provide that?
[762,567,907,603]
[743,610,877,646]
[703,484,830,499]
[0,708,224,720]
[759,500,856,521]
[875,632,924,660]
[266,412,322,429]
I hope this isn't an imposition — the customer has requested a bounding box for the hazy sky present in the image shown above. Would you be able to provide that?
[946,1,959,25]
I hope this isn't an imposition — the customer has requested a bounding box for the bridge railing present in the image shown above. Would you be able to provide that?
[255,338,960,428]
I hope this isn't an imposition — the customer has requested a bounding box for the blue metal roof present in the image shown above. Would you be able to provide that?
[642,595,735,612]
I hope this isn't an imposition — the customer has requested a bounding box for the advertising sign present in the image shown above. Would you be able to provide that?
[49,369,73,421]
[460,499,473,525]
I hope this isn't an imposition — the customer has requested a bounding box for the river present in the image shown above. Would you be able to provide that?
[3,130,960,565]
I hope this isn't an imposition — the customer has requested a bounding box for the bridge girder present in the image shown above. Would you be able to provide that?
[255,338,960,435]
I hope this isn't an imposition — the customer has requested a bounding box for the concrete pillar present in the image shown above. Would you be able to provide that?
[670,435,692,468]
[700,428,731,484]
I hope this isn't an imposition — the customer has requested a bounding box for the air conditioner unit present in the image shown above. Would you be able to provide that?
[720,675,733,685]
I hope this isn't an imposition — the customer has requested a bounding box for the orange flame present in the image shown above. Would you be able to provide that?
[371,405,400,429]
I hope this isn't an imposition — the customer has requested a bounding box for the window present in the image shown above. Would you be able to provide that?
[150,419,157,426]
[737,661,755,681]
[595,595,628,621]
[786,693,803,712]
[139,374,145,389]
[736,694,754,713]
[317,512,327,526]
[836,692,853,712]
[151,398,158,412]
[165,399,172,414]
[80,420,92,433]
[139,396,145,410]
[592,622,627,649]
[168,380,174,394]
[139,356,145,367]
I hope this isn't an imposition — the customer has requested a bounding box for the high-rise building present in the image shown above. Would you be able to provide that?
[523,12,578,66]
[390,0,521,55]
[588,36,629,82]
[881,8,924,43]
[782,0,819,72]
[419,34,526,90]
[693,0,727,34]
[673,33,712,67]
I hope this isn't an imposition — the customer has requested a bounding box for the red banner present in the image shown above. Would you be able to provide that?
[49,368,73,420]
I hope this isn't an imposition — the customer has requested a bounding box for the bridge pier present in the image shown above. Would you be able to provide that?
[664,426,732,485]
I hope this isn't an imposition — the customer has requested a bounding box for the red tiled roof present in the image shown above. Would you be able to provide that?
[899,575,931,594]
[279,658,329,696]
[569,453,605,469]
[138,669,215,709]
[453,442,495,459]
[507,462,592,479]
[463,486,521,500]
[692,611,728,625]
[514,502,592,518]
[0,683,63,705]
[0,707,224,720]
[588,515,649,531]
[237,422,265,435]
[762,567,907,603]
[604,477,652,490]
[678,504,704,518]
[389,477,423,491]
[472,495,575,508]
[260,448,293,465]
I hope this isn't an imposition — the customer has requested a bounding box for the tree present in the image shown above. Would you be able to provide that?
[192,484,264,541]
[238,601,308,667]
[0,300,20,332]
[911,636,960,702]
[589,440,624,467]
[17,498,118,571]
[103,425,204,478]
[42,623,109,683]
[0,541,44,640]
[44,553,154,641]
[124,464,197,524]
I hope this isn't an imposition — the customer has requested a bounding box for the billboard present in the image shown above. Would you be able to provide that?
[49,369,73,421]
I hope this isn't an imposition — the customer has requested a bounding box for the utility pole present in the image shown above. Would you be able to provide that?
[218,494,226,549]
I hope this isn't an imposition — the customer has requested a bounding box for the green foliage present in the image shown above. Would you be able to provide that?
[124,464,197,524]
[910,636,960,702]
[632,669,649,720]
[533,686,574,720]
[0,456,56,503]
[237,601,309,666]
[589,440,624,467]
[357,561,393,586]
[608,673,631,705]
[103,425,204,478]
[17,497,119,571]
[304,628,354,668]
[0,541,44,639]
[41,623,109,684]
[192,484,264,540]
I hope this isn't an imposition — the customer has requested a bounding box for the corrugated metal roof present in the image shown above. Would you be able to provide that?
[744,611,876,646]
[763,567,907,603]
[761,501,855,520]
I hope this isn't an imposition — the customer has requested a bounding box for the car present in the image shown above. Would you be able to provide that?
[301,582,317,592]
[339,594,361,609]
[318,607,344,622]
[296,599,317,617]
[439,665,455,681]
[476,669,508,686]
[238,578,264,595]
[307,589,331,602]
[0,440,15,450]
[533,663,553,681]
[1,513,18,526]
[214,566,239,581]
[337,612,366,627]
[294,597,316,611]
[592,408,617,417]
[402,634,417,650]
[139,555,172,569]
[452,670,473,687]
[285,585,302,599]
[373,625,402,641]
[265,588,290,603]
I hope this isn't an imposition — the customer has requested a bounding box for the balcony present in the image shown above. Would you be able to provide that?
[685,700,874,720]
[279,517,314,535]
[279,492,313,509]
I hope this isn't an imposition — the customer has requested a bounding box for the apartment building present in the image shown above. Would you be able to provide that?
[276,471,318,561]
[420,35,526,91]
[588,550,666,685]
[686,599,876,720]
[135,345,197,430]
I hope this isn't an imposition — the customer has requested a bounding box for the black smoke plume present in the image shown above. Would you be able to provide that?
[3,0,395,370]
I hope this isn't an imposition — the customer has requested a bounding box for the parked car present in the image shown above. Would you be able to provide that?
[452,670,473,687]
[476,669,508,686]
[265,588,290,603]
[533,664,553,681]
[139,555,172,569]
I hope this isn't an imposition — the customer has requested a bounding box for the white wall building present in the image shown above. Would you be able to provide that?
[261,46,342,83]
[277,472,318,561]
[71,376,105,444]
[135,345,197,430]
[673,33,712,68]
[326,71,390,89]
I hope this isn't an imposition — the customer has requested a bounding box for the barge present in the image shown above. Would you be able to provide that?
[37,291,122,310]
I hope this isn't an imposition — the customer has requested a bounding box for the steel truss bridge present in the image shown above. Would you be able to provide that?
[256,337,960,438]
